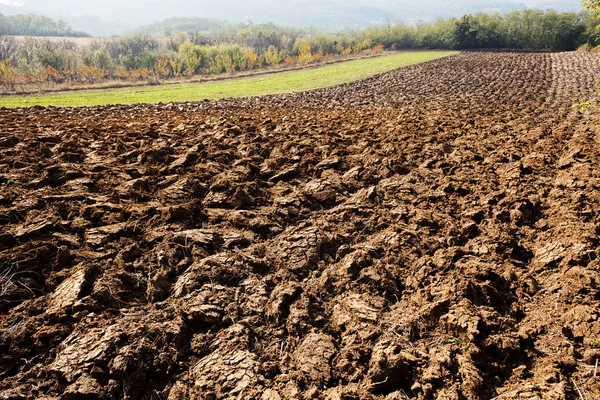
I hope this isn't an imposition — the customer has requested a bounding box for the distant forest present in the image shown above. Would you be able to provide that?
[131,17,252,36]
[0,14,89,37]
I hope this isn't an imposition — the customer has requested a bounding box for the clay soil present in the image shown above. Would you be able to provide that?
[2,52,600,400]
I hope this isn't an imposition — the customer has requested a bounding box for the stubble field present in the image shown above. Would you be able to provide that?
[1,51,600,400]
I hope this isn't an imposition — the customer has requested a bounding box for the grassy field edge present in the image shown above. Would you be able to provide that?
[0,51,456,108]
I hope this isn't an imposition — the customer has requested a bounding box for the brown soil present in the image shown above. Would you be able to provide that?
[1,51,600,400]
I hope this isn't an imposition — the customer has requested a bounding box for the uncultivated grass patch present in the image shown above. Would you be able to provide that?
[0,51,455,108]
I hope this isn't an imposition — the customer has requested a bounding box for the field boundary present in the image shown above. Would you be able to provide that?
[0,51,456,108]
[0,50,441,97]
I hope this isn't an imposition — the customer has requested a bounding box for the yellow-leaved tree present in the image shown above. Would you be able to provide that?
[584,0,600,37]
[265,45,282,66]
[0,59,16,89]
[584,0,600,18]
[298,43,313,64]
[583,0,600,98]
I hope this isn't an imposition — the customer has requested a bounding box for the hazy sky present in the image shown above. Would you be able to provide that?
[0,0,584,35]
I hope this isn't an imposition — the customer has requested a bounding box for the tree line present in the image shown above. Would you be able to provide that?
[0,9,597,91]
[135,10,595,52]
[363,10,592,51]
[0,14,89,37]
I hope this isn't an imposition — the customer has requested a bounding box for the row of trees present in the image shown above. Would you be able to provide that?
[136,10,595,52]
[362,10,591,51]
[0,32,385,90]
[453,10,588,50]
[0,14,89,37]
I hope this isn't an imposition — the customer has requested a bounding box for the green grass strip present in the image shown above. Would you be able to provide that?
[0,51,455,108]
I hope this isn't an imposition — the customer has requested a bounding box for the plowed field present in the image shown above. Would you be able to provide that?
[1,52,600,400]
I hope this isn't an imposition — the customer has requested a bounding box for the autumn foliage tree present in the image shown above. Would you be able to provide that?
[243,49,259,69]
[265,45,282,65]
[169,54,185,77]
[154,55,171,78]
[0,59,16,89]
[584,0,600,18]
[584,0,600,39]
[298,43,313,64]
[179,42,204,75]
